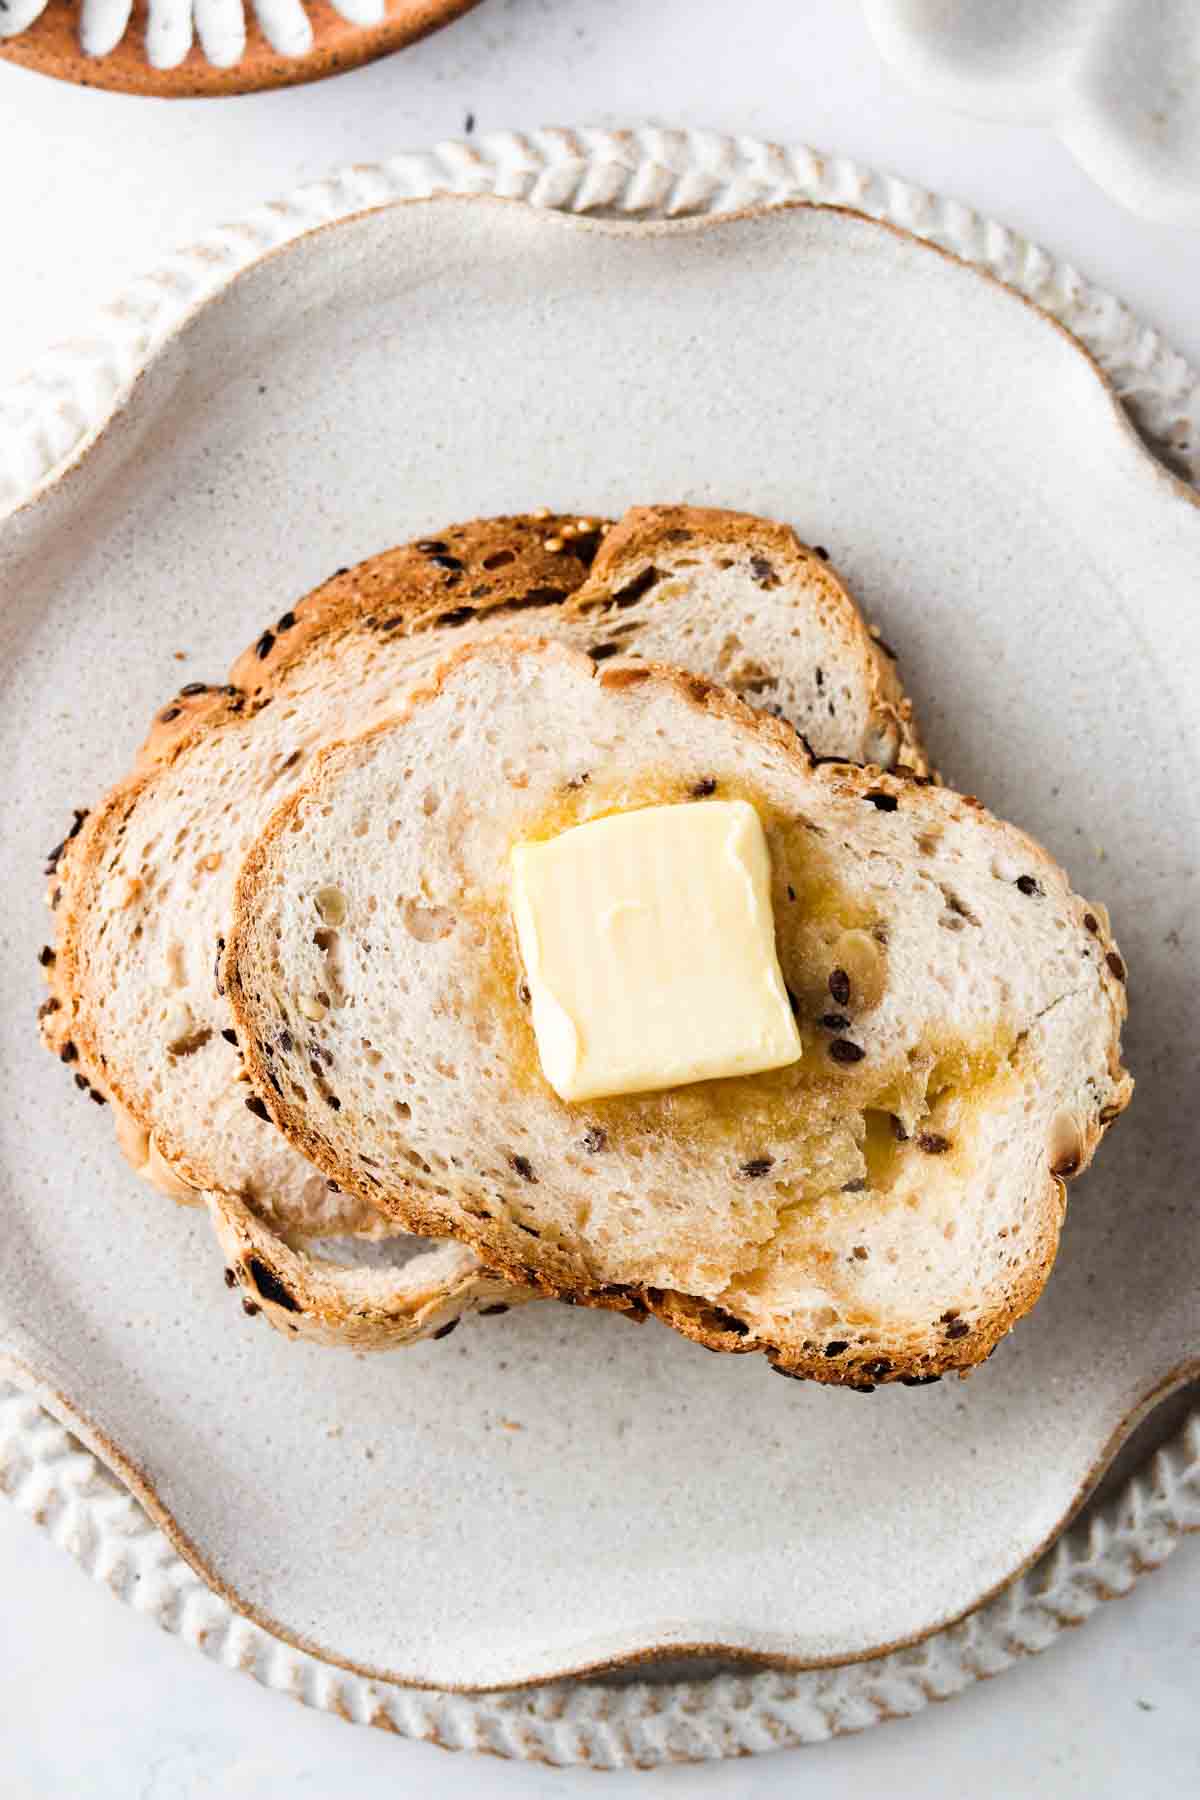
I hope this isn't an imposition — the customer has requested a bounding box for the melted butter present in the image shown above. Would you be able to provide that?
[465,772,1016,1169]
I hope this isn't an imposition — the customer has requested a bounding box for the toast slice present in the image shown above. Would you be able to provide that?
[227,639,1131,1386]
[41,506,925,1347]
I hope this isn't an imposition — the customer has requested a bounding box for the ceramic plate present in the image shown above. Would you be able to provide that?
[1,131,1198,1760]
[0,0,482,98]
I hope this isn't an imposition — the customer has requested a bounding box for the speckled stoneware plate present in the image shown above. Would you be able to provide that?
[0,0,482,98]
[1,131,1198,1764]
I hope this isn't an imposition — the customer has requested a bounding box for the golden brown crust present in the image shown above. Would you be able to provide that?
[226,638,1132,1386]
[567,504,930,777]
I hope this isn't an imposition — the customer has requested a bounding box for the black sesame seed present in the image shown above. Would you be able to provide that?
[74,1072,89,1091]
[479,1302,509,1316]
[325,1093,341,1110]
[244,1095,271,1122]
[242,1298,261,1317]
[38,945,56,967]
[918,1133,952,1155]
[68,809,88,840]
[432,1319,459,1339]
[159,707,181,723]
[829,1038,865,1064]
[416,539,448,554]
[750,555,778,589]
[945,1320,970,1340]
[820,1013,850,1031]
[247,1257,300,1312]
[689,776,718,798]
[611,566,660,607]
[865,1359,892,1378]
[1106,951,1127,983]
[88,1088,107,1106]
[255,631,275,660]
[582,1127,607,1153]
[276,610,297,631]
[430,553,464,572]
[221,1028,238,1045]
[437,606,475,627]
[824,1340,850,1357]
[518,981,531,1005]
[59,1041,78,1064]
[740,1157,774,1178]
[223,1267,237,1289]
[587,643,620,662]
[511,1154,537,1183]
[179,682,209,697]
[1016,874,1042,896]
[900,1373,942,1386]
[841,1178,867,1193]
[1083,912,1099,934]
[865,791,897,812]
[44,841,66,874]
[813,545,829,561]
[828,968,851,1006]
[37,997,61,1020]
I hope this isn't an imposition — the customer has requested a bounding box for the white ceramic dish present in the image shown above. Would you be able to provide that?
[0,130,1198,1763]
[864,0,1200,225]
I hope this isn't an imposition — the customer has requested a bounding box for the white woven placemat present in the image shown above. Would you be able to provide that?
[1,126,1197,1766]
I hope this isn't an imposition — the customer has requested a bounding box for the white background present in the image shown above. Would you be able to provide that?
[1,1,1198,1793]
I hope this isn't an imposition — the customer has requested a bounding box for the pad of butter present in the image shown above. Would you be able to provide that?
[509,799,802,1102]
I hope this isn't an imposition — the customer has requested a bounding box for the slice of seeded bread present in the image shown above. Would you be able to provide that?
[227,639,1131,1387]
[40,506,925,1348]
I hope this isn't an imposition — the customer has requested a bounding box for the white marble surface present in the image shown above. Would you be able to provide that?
[1,0,1197,1791]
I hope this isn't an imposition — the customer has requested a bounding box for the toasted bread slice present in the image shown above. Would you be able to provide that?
[41,506,925,1347]
[228,639,1131,1385]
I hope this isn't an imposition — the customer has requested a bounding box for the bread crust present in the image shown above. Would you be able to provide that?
[227,638,1132,1385]
[578,504,929,778]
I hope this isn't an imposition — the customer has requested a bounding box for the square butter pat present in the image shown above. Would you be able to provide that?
[509,799,802,1102]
